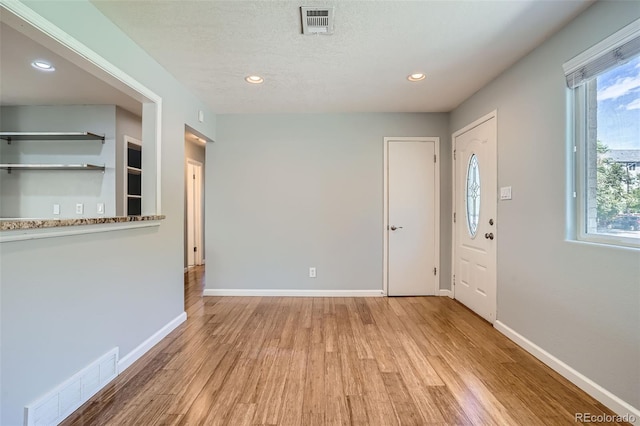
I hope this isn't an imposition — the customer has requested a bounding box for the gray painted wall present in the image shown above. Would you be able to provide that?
[0,1,215,425]
[206,113,450,292]
[0,105,117,218]
[450,1,640,408]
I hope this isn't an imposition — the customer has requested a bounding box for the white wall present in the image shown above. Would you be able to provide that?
[0,105,117,218]
[0,1,215,425]
[206,113,450,293]
[450,0,640,410]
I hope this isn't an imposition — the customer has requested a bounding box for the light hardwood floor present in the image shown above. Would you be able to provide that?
[61,266,627,425]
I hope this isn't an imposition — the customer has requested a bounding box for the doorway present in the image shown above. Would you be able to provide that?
[452,111,497,322]
[187,160,204,266]
[184,128,207,269]
[384,137,440,296]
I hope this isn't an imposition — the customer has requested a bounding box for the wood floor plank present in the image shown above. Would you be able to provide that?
[426,355,505,426]
[200,356,257,425]
[381,371,426,425]
[278,328,309,425]
[225,403,256,426]
[346,395,369,425]
[324,352,350,425]
[338,348,364,396]
[252,346,293,424]
[153,413,183,426]
[426,386,474,426]
[363,323,398,373]
[303,342,326,415]
[163,342,232,415]
[241,337,280,404]
[60,266,631,426]
[358,359,398,425]
[177,349,241,425]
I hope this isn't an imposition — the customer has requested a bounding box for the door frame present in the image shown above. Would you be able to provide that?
[383,136,440,296]
[450,110,498,302]
[186,159,204,266]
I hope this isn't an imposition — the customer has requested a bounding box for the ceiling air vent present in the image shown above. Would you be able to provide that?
[301,7,334,35]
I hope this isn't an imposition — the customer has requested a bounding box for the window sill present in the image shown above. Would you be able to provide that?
[567,235,640,252]
[0,215,165,243]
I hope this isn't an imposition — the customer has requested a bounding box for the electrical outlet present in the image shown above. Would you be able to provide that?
[97,203,105,214]
[309,267,317,278]
[53,204,60,215]
[76,203,84,214]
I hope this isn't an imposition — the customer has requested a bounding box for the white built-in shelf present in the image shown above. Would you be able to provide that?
[0,164,105,173]
[0,132,105,143]
[125,136,142,216]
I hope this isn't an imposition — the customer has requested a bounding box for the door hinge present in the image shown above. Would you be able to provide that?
[453,212,456,223]
[193,174,196,179]
[434,267,437,276]
[434,154,437,163]
[453,150,456,160]
[453,274,456,286]
[193,246,197,252]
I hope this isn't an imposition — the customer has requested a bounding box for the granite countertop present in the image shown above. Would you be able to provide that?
[0,215,166,231]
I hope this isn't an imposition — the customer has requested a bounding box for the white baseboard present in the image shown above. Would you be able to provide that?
[117,312,187,373]
[494,321,640,425]
[203,289,384,297]
[439,289,453,298]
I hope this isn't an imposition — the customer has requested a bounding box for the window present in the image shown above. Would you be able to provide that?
[565,19,640,247]
[466,153,481,238]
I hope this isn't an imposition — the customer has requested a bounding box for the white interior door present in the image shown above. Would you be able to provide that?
[453,113,497,322]
[386,138,439,296]
[187,160,203,266]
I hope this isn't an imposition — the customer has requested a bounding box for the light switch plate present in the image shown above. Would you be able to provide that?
[97,203,105,214]
[53,204,60,215]
[500,186,512,200]
[75,203,84,214]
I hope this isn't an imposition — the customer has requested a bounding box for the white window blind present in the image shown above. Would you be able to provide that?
[563,18,640,89]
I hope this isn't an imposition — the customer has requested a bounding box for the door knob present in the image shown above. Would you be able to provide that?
[484,232,494,240]
[390,226,403,231]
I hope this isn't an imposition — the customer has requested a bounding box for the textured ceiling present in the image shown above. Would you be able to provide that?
[0,22,142,115]
[91,0,594,114]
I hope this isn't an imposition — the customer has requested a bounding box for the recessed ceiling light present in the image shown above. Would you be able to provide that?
[31,60,55,72]
[245,75,264,84]
[407,73,426,82]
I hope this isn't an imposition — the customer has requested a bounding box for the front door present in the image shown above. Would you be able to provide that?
[386,137,439,296]
[453,113,497,322]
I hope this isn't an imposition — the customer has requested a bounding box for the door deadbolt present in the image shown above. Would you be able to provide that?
[484,232,494,240]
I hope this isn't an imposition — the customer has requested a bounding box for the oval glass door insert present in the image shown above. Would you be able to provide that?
[466,153,481,237]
